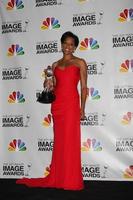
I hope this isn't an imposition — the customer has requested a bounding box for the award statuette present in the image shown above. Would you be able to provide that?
[37,66,56,104]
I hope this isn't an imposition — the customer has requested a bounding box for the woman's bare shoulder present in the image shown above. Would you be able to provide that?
[52,60,61,70]
[74,57,87,67]
[52,61,59,70]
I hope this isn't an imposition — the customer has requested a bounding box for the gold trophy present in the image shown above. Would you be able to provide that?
[37,66,55,104]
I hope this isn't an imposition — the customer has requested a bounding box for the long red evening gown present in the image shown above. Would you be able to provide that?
[16,65,84,190]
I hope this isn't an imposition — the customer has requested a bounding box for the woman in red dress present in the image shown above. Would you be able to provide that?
[16,31,88,190]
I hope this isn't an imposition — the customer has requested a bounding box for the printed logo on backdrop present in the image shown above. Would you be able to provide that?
[35,0,63,7]
[38,138,53,151]
[42,114,52,127]
[114,85,133,99]
[1,0,24,10]
[36,40,59,54]
[8,91,25,103]
[101,165,109,178]
[86,87,101,100]
[116,138,133,152]
[118,8,133,22]
[7,44,25,56]
[44,166,50,177]
[79,37,99,50]
[78,0,89,3]
[82,164,100,178]
[8,139,27,151]
[81,112,106,126]
[77,0,98,4]
[2,19,29,34]
[87,61,105,75]
[119,59,133,73]
[82,164,109,179]
[3,162,32,177]
[121,112,133,125]
[2,67,29,80]
[73,11,104,27]
[112,33,133,48]
[123,165,133,179]
[81,138,102,152]
[2,114,30,127]
[41,17,60,30]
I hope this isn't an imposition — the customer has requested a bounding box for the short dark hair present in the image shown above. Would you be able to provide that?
[61,31,79,48]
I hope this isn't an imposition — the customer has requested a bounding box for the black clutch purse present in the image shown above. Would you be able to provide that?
[37,90,56,104]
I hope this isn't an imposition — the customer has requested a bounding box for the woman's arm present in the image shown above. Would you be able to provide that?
[51,62,57,88]
[79,59,88,120]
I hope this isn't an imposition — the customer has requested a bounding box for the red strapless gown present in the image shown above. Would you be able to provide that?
[16,65,84,190]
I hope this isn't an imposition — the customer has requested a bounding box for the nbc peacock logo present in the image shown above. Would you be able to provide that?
[121,112,132,125]
[79,37,99,50]
[44,166,50,177]
[119,59,133,72]
[87,87,100,100]
[118,8,133,22]
[6,0,24,10]
[42,114,52,127]
[41,17,60,30]
[81,138,102,152]
[8,139,26,151]
[7,44,25,56]
[78,0,89,2]
[123,165,133,179]
[8,91,25,103]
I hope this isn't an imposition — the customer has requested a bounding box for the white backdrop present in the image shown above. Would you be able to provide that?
[0,0,133,180]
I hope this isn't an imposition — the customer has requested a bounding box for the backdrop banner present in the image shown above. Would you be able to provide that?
[0,0,133,180]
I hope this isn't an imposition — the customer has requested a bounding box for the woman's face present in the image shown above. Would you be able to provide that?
[61,37,76,55]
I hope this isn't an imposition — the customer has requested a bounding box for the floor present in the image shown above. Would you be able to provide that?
[0,179,132,200]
